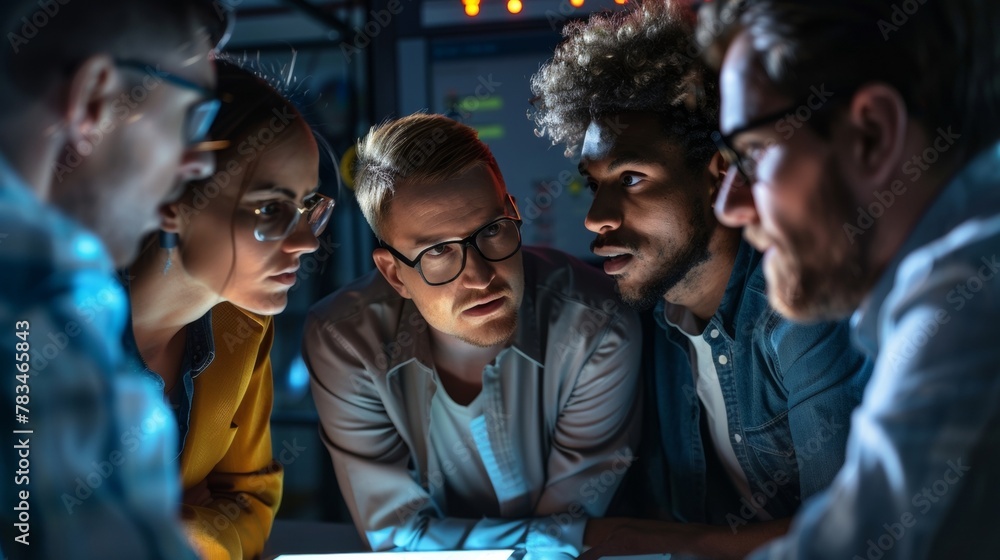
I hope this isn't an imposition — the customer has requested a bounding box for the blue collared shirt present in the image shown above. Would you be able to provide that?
[640,239,873,527]
[752,143,1000,559]
[0,153,194,558]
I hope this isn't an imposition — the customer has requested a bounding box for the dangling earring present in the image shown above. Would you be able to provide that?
[159,231,178,275]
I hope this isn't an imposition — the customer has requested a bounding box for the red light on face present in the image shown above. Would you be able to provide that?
[507,0,522,13]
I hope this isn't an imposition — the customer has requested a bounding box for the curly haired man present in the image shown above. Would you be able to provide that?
[530,2,874,558]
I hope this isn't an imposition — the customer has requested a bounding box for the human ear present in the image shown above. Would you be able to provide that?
[62,54,121,152]
[706,150,726,201]
[373,248,412,299]
[840,83,908,192]
[159,201,184,234]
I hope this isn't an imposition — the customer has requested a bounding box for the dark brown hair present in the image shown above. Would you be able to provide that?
[1,0,227,97]
[702,0,1000,164]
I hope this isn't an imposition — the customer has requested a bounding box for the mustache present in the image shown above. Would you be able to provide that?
[455,285,512,310]
[590,235,640,254]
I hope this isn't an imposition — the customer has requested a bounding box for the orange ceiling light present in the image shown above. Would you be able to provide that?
[614,0,628,4]
[463,0,480,16]
[507,0,522,13]
[570,0,584,6]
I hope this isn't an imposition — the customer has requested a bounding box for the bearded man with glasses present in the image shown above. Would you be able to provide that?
[706,0,1000,557]
[303,113,642,559]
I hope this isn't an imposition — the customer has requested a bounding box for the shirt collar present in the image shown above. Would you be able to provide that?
[655,237,763,340]
[386,298,436,375]
[119,270,216,381]
[852,141,1000,355]
[512,250,545,367]
[186,309,215,378]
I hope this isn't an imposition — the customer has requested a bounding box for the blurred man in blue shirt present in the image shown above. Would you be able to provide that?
[0,1,228,557]
[706,0,1000,557]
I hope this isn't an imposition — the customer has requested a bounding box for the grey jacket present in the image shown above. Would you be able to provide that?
[304,247,642,558]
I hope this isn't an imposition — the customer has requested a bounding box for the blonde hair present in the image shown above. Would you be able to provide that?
[355,113,505,240]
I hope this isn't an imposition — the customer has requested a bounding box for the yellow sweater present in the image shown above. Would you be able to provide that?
[179,302,283,559]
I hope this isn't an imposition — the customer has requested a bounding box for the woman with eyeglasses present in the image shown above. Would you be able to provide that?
[123,59,336,559]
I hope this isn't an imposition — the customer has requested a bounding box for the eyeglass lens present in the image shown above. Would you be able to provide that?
[419,219,521,284]
[254,194,336,242]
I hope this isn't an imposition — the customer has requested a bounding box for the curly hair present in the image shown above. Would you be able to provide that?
[530,0,720,170]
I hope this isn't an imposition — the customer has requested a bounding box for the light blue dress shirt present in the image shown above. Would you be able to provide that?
[752,143,1000,559]
[0,153,194,559]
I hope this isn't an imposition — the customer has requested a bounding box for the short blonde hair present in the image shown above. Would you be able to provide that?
[354,113,505,240]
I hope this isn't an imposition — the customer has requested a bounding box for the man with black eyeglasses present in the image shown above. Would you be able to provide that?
[303,113,642,559]
[0,0,230,558]
[705,0,1000,558]
[529,3,873,559]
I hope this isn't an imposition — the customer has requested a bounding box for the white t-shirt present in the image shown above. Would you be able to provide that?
[663,303,772,521]
[428,379,500,518]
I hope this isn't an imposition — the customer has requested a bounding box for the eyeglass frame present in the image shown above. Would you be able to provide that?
[380,194,523,286]
[252,192,337,242]
[114,59,222,148]
[712,97,841,184]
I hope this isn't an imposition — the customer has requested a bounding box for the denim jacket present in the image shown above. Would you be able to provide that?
[643,239,873,526]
